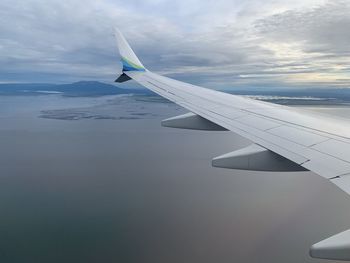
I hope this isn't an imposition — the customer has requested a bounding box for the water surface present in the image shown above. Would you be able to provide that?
[0,94,349,263]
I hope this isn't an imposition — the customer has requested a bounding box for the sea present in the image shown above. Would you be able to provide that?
[0,93,349,263]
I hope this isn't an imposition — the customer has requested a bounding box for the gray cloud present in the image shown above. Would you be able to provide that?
[0,0,349,88]
[255,1,350,54]
[251,1,350,88]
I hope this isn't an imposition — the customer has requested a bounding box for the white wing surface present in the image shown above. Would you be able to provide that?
[114,29,350,260]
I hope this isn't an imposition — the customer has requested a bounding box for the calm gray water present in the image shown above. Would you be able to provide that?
[0,94,349,263]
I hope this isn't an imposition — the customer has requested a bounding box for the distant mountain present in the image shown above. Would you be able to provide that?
[0,81,152,97]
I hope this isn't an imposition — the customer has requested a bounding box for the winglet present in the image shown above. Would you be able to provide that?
[114,28,145,72]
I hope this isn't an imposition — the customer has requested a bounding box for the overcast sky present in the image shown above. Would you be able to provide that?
[1,0,349,89]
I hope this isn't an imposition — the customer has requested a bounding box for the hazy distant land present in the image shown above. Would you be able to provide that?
[2,81,350,105]
[2,81,350,122]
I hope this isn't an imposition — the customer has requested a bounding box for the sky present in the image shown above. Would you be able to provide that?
[1,0,350,89]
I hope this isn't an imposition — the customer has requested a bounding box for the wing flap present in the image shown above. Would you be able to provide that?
[312,139,350,163]
[267,125,329,147]
[331,175,350,194]
[234,115,282,131]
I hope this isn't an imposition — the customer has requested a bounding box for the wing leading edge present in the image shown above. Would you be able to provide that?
[114,29,350,260]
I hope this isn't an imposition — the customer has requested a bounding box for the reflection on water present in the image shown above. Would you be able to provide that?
[0,94,350,263]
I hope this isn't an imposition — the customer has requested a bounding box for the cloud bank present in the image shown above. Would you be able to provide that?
[0,0,349,89]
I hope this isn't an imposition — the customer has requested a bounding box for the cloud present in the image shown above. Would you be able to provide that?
[255,1,350,54]
[252,1,350,88]
[0,0,349,89]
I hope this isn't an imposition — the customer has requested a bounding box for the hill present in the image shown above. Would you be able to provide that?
[0,81,151,97]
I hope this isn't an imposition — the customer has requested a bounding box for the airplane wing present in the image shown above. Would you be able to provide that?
[114,28,350,261]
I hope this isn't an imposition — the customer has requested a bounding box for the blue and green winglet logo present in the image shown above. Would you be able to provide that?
[121,56,145,72]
